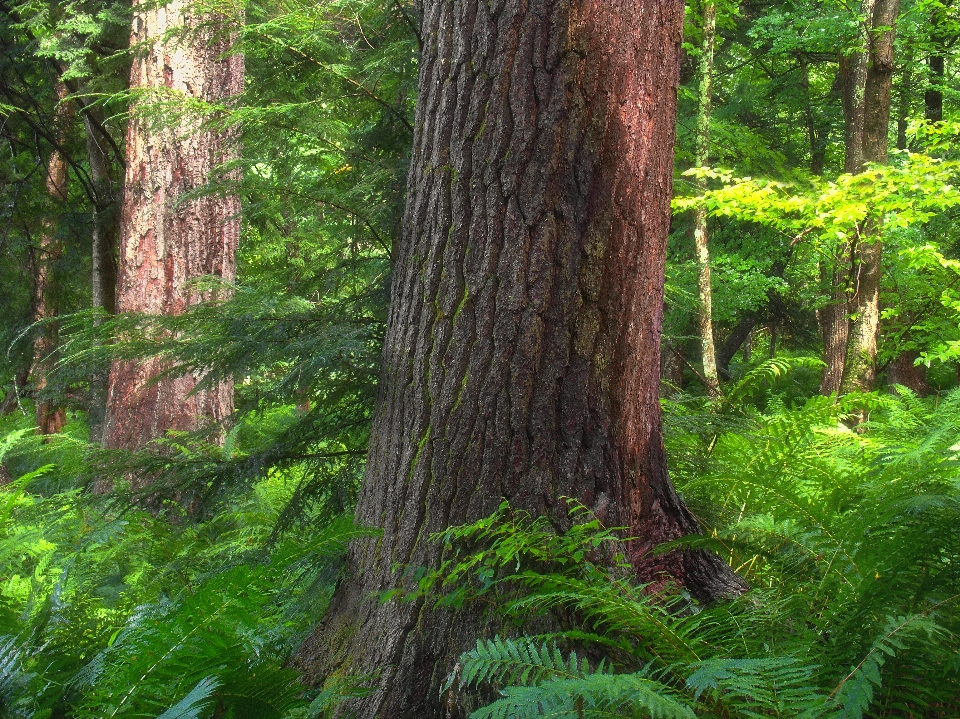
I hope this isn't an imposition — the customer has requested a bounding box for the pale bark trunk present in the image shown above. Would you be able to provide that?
[293,1,745,715]
[841,0,900,394]
[33,82,72,436]
[693,0,719,398]
[103,0,243,480]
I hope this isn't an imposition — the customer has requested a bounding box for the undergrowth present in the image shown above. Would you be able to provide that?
[0,410,369,718]
[433,381,960,718]
[2,376,959,717]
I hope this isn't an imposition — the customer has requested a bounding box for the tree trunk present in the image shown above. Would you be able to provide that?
[819,7,873,397]
[693,0,720,398]
[292,1,745,715]
[33,82,72,437]
[925,4,945,124]
[102,0,242,476]
[660,340,686,394]
[717,315,756,381]
[841,0,900,394]
[83,105,121,444]
[886,350,929,395]
[819,260,850,396]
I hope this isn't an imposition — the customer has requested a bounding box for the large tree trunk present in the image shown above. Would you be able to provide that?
[841,0,900,393]
[33,82,72,437]
[102,0,242,472]
[693,0,720,398]
[83,105,121,444]
[292,1,745,715]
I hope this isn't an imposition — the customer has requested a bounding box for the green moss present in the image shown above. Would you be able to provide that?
[407,426,432,483]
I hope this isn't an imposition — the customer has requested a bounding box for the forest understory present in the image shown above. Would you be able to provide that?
[1,0,959,717]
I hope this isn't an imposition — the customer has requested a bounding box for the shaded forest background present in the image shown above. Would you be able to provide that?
[0,0,959,717]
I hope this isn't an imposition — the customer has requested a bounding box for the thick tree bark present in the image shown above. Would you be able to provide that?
[841,0,900,393]
[293,1,745,716]
[693,0,720,398]
[33,82,72,436]
[83,105,121,444]
[102,0,242,470]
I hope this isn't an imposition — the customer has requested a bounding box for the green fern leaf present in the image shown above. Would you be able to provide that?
[472,672,695,719]
[154,676,220,719]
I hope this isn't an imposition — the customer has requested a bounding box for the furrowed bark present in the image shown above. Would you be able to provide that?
[293,1,745,715]
[102,0,242,481]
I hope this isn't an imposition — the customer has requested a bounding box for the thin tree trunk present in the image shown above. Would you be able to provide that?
[819,260,850,395]
[717,315,756,380]
[925,4,945,124]
[293,1,745,715]
[841,0,900,394]
[102,0,243,481]
[820,0,873,396]
[33,82,72,436]
[693,0,720,398]
[84,105,121,444]
[926,54,944,122]
[887,349,929,395]
[661,339,686,394]
[0,368,29,415]
[896,43,912,150]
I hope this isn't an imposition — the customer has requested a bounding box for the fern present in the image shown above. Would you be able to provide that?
[0,637,32,719]
[472,673,695,719]
[687,657,829,718]
[452,636,587,690]
[828,611,951,719]
[154,676,220,719]
[454,636,694,719]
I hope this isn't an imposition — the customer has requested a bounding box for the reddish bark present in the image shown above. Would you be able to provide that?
[103,0,242,479]
[33,82,72,436]
[293,1,744,715]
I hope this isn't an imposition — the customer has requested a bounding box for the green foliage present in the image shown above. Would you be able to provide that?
[0,420,373,717]
[436,388,960,718]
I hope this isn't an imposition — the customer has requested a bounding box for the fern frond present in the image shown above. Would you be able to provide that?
[472,672,695,719]
[454,636,584,691]
[828,610,951,719]
[154,676,220,719]
[686,657,829,718]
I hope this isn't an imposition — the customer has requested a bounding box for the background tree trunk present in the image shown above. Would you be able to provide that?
[841,0,901,393]
[83,105,121,444]
[102,0,242,471]
[33,81,72,437]
[293,1,745,715]
[925,4,945,124]
[693,0,720,398]
[819,1,874,396]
